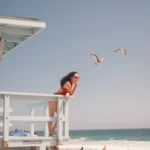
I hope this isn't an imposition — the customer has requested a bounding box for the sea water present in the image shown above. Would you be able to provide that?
[34,128,150,141]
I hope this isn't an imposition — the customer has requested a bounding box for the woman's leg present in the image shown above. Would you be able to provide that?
[51,93,70,134]
[48,101,57,136]
[52,122,57,134]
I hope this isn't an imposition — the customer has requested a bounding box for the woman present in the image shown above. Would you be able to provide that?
[48,71,79,136]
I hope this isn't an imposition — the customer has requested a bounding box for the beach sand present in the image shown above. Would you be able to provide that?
[0,141,150,150]
[62,140,150,150]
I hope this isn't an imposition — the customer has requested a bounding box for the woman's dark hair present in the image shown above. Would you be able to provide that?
[60,71,78,86]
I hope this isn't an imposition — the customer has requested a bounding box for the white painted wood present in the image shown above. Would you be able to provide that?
[2,136,57,147]
[39,145,45,150]
[62,101,65,137]
[0,91,74,100]
[31,124,34,137]
[0,135,70,140]
[64,101,69,138]
[0,91,74,148]
[0,122,13,127]
[0,15,46,28]
[56,98,64,145]
[0,91,74,98]
[30,108,35,136]
[44,105,49,137]
[0,107,13,112]
[3,95,10,143]
[9,116,57,122]
[9,136,56,140]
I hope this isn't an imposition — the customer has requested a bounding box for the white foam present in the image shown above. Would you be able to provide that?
[63,140,150,150]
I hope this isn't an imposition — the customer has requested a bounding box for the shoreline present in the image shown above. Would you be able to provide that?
[63,140,150,150]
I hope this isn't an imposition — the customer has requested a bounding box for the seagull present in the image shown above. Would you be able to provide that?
[89,53,104,65]
[0,37,5,62]
[114,48,127,55]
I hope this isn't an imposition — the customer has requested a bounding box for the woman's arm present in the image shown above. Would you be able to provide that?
[63,81,78,95]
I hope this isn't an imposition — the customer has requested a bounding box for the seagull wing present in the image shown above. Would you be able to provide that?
[90,53,100,62]
[114,48,121,52]
[124,50,127,55]
[100,58,104,62]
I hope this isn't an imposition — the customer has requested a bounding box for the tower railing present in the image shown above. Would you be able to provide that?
[0,91,73,150]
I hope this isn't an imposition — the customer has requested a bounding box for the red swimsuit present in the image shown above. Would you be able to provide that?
[54,81,73,95]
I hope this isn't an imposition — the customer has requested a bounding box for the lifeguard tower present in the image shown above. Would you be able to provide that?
[0,15,71,150]
[0,15,46,58]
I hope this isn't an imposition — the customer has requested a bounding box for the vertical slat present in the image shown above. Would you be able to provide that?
[3,95,10,147]
[63,101,65,137]
[56,97,63,145]
[30,108,35,136]
[39,145,45,150]
[64,99,69,138]
[44,104,49,137]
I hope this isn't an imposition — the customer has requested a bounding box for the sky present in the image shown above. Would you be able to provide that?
[0,0,150,130]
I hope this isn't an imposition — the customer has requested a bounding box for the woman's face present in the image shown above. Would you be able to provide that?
[71,73,79,83]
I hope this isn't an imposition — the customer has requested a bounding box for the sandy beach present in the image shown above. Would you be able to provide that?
[62,140,150,150]
[0,140,150,150]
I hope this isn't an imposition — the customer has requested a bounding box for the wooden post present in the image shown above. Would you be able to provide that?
[30,108,35,136]
[44,104,49,137]
[3,95,10,147]
[63,99,69,138]
[56,98,63,145]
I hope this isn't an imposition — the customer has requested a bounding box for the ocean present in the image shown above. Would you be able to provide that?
[33,128,150,141]
[69,128,150,141]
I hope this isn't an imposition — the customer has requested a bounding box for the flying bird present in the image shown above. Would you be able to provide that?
[114,48,127,55]
[89,53,104,65]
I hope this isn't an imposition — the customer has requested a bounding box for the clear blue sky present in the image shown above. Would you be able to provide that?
[0,0,150,130]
